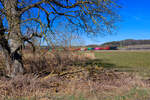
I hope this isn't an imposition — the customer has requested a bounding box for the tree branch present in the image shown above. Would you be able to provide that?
[20,0,45,14]
[22,32,42,41]
[20,0,94,14]
[26,40,35,52]
[0,8,6,15]
[51,0,94,8]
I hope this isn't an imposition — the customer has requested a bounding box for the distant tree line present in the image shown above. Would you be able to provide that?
[101,39,150,47]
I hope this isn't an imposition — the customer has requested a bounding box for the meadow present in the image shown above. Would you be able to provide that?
[94,50,150,77]
[1,50,150,100]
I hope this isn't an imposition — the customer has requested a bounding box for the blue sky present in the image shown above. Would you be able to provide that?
[85,0,150,45]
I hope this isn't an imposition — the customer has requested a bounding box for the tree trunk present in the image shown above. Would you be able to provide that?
[1,0,25,77]
[7,15,25,77]
[0,18,11,76]
[9,39,25,77]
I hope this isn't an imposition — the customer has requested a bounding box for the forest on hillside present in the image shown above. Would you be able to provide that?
[101,39,150,46]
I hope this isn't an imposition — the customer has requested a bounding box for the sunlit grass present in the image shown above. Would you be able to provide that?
[94,50,150,77]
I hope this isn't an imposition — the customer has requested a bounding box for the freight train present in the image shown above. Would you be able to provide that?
[76,46,118,51]
[49,46,118,52]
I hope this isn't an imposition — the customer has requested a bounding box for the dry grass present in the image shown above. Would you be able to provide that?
[0,50,150,100]
[23,50,95,75]
[0,66,150,99]
[0,64,149,100]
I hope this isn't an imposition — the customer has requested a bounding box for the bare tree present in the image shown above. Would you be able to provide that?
[0,0,120,77]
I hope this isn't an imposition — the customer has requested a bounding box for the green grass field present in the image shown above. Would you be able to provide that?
[94,50,150,77]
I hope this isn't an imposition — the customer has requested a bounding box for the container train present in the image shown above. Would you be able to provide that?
[76,46,118,51]
[49,46,118,52]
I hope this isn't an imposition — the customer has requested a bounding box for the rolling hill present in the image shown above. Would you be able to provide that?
[101,39,150,47]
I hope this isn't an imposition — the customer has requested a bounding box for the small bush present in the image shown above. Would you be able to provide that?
[23,50,95,75]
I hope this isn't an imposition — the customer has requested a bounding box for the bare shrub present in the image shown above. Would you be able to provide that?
[23,49,96,75]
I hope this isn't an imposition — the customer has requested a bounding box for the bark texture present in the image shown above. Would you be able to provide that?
[0,0,25,77]
[0,17,11,75]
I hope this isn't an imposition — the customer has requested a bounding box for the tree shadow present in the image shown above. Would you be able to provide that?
[73,58,137,73]
[73,59,117,69]
[85,59,143,74]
